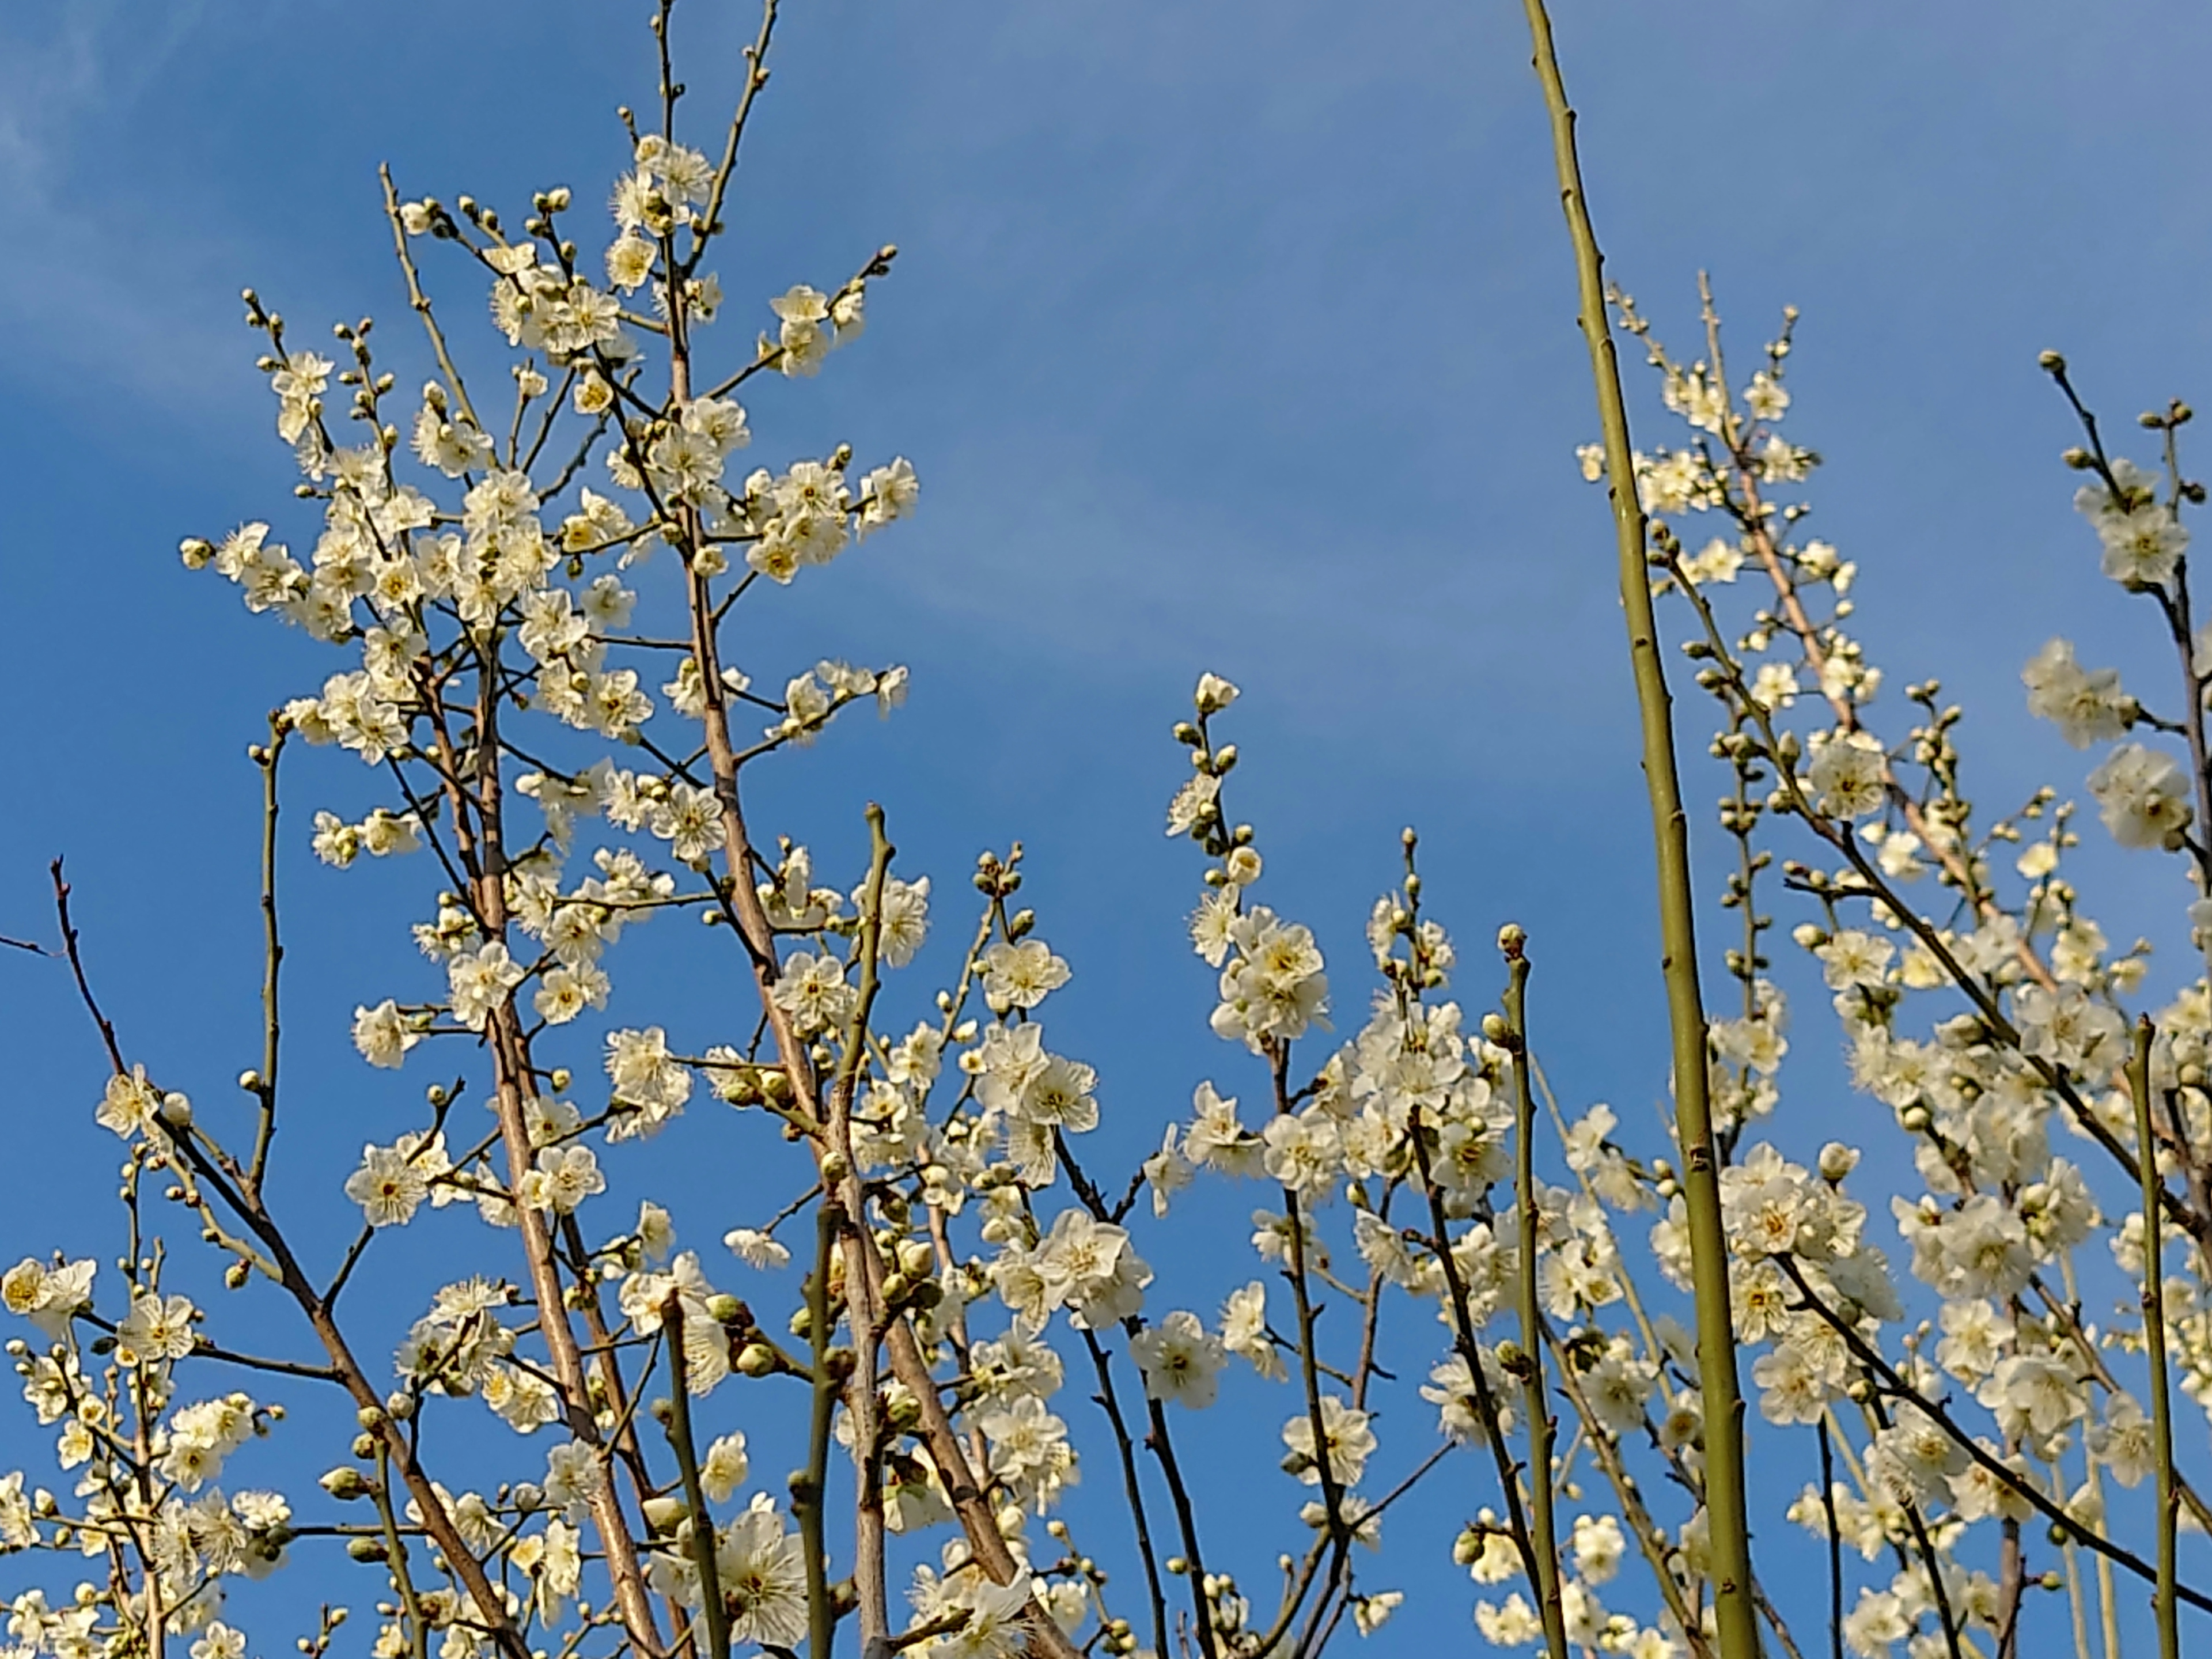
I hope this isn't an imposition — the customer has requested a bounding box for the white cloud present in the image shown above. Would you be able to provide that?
[0,3,257,418]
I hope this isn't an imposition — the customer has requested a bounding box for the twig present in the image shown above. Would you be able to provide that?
[380,165,482,431]
[1818,1419,1842,1659]
[2130,1019,2181,1659]
[51,859,126,1072]
[1500,931,1569,1659]
[245,718,287,1192]
[372,1441,434,1659]
[683,0,780,280]
[1081,1331,1169,1659]
[662,1297,730,1659]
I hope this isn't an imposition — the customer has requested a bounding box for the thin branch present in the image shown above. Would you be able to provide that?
[248,717,287,1194]
[1501,932,1569,1659]
[2130,1019,2182,1659]
[380,165,482,431]
[662,1300,730,1659]
[796,1200,840,1659]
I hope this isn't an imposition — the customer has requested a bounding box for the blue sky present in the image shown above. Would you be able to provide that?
[6,0,2212,1650]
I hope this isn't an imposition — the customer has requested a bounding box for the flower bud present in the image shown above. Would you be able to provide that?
[642,1494,688,1534]
[1480,1013,1510,1044]
[881,1243,928,1284]
[158,1093,193,1128]
[350,1433,377,1460]
[704,1293,745,1325]
[319,1468,369,1501]
[737,1343,778,1377]
[346,1537,388,1563]
[1817,1143,1858,1183]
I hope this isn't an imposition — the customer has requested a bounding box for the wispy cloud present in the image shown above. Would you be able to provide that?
[0,2,267,420]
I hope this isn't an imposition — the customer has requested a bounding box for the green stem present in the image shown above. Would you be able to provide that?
[1502,936,1569,1659]
[372,1442,433,1659]
[798,1199,842,1659]
[1514,5,1759,1654]
[2130,1018,2180,1659]
[662,1297,730,1659]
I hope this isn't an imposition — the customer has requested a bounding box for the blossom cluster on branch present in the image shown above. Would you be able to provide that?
[5,7,2209,1659]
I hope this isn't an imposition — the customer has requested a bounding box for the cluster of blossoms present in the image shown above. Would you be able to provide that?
[18,7,2212,1659]
[1552,295,2212,1659]
[10,14,1700,1659]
